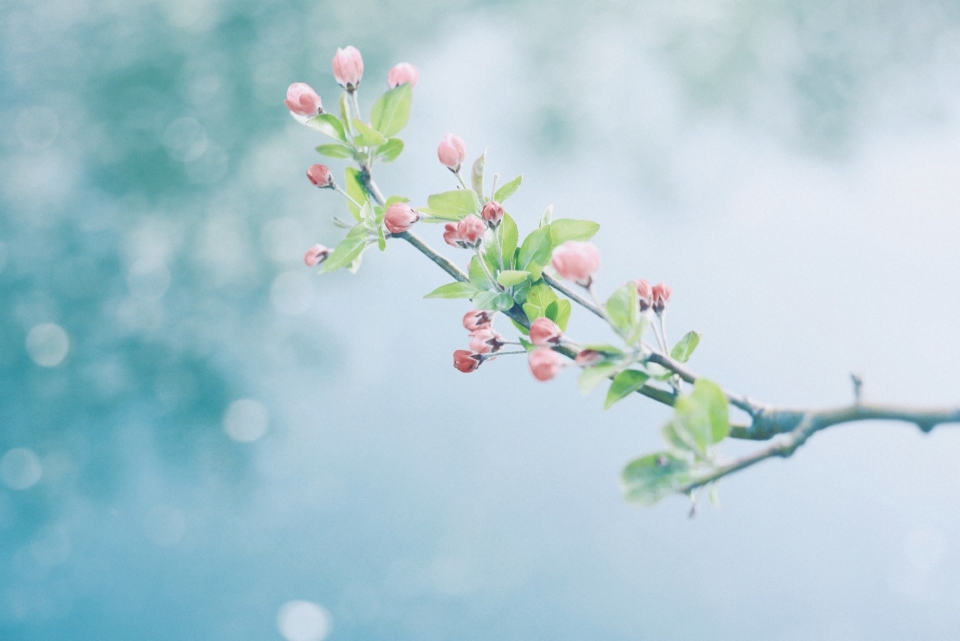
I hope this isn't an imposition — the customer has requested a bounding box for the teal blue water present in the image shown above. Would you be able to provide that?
[4,1,960,639]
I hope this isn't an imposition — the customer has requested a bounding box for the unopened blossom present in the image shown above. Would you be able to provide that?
[551,241,601,287]
[635,279,653,311]
[332,46,364,90]
[453,349,481,373]
[469,327,504,354]
[652,283,672,314]
[481,201,504,226]
[574,350,604,367]
[307,164,333,188]
[437,133,466,170]
[303,244,330,267]
[528,347,564,382]
[456,216,485,247]
[463,310,493,332]
[443,223,462,248]
[384,203,419,234]
[529,317,562,347]
[284,83,323,117]
[387,62,418,88]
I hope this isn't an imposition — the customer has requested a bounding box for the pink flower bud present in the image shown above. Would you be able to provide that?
[456,216,485,247]
[304,244,331,267]
[652,283,672,314]
[463,310,493,332]
[635,279,653,312]
[551,241,601,287]
[437,133,466,170]
[529,317,562,347]
[284,83,323,117]
[469,327,504,354]
[332,46,364,90]
[528,347,564,382]
[443,223,462,248]
[307,164,334,188]
[387,62,418,89]
[453,349,481,373]
[574,349,604,367]
[481,201,504,226]
[384,203,419,234]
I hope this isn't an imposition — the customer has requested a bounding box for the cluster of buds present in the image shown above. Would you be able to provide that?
[443,217,485,248]
[454,310,504,372]
[634,279,672,314]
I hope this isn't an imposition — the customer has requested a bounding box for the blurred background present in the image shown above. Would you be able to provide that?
[3,0,960,639]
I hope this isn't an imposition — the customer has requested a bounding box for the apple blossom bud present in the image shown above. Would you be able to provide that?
[437,133,466,170]
[387,62,418,88]
[574,349,604,367]
[481,201,504,226]
[285,83,323,117]
[304,244,330,267]
[652,283,672,314]
[453,349,482,373]
[443,223,462,248]
[332,46,364,91]
[456,216,485,247]
[469,327,504,354]
[551,241,601,287]
[529,317,562,347]
[634,279,653,312]
[384,203,419,234]
[463,310,493,332]
[528,347,564,382]
[307,164,334,188]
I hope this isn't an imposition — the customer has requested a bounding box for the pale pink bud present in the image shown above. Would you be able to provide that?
[652,283,672,314]
[469,327,504,354]
[528,347,564,382]
[443,223,462,248]
[453,349,481,373]
[307,164,334,188]
[332,46,364,90]
[481,201,504,226]
[529,317,562,347]
[574,350,604,367]
[387,62,418,88]
[462,310,493,332]
[635,279,653,312]
[304,244,330,267]
[551,241,601,287]
[284,82,323,117]
[456,216,485,247]
[437,133,466,170]
[384,203,419,234]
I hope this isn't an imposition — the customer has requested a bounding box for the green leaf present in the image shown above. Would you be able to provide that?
[604,283,640,341]
[321,236,366,273]
[347,252,363,274]
[315,143,353,159]
[344,167,368,221]
[339,93,350,126]
[521,282,558,320]
[471,290,500,311]
[540,204,554,227]
[517,226,553,279]
[544,299,572,332]
[518,336,534,351]
[425,190,480,220]
[352,119,388,147]
[663,379,730,456]
[511,317,530,335]
[493,174,522,202]
[384,195,410,207]
[305,114,347,142]
[549,219,600,247]
[493,293,515,311]
[604,369,651,409]
[468,256,492,290]
[377,227,386,251]
[377,138,404,163]
[424,281,480,299]
[497,270,530,287]
[470,150,486,200]
[621,452,695,506]
[498,213,519,270]
[670,331,701,363]
[578,361,620,395]
[370,83,412,138]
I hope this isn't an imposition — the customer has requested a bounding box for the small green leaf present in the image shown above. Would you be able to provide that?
[521,282,558,320]
[424,281,480,299]
[493,174,522,202]
[664,379,730,456]
[604,284,640,341]
[549,219,600,247]
[384,195,410,207]
[321,236,366,273]
[670,331,701,363]
[377,138,404,163]
[339,93,350,126]
[497,270,530,287]
[621,452,695,506]
[370,83,412,138]
[426,190,481,220]
[604,369,651,409]
[517,227,553,279]
[578,361,620,395]
[518,336,534,351]
[498,213,519,270]
[352,119,388,146]
[471,290,500,311]
[468,256,492,290]
[470,150,486,200]
[511,317,530,335]
[315,143,354,159]
[540,204,553,227]
[493,293,515,311]
[377,228,386,251]
[306,114,347,142]
[580,343,626,357]
[544,299,572,332]
[344,167,368,221]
